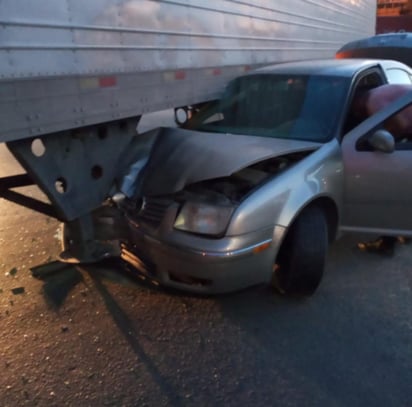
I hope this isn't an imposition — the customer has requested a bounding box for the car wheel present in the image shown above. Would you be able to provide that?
[272,206,328,296]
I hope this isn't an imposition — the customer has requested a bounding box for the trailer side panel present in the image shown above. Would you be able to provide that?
[0,0,376,142]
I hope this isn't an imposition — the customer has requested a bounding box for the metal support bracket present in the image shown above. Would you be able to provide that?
[6,117,140,222]
[4,117,140,264]
[0,173,59,219]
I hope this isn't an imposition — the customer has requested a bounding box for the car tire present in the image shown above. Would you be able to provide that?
[272,206,328,297]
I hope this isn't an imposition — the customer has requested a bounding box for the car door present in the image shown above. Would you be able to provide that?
[341,91,412,235]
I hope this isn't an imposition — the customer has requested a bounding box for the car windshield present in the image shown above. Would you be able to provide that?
[185,73,350,142]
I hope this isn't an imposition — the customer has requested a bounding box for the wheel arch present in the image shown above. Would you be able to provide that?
[306,197,339,243]
[279,196,339,247]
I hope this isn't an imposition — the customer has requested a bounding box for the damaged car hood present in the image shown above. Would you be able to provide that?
[136,127,322,196]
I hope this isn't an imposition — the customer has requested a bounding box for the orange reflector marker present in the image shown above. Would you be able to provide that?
[253,241,271,254]
[79,77,99,89]
[163,72,174,82]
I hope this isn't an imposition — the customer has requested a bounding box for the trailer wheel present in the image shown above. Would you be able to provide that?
[272,206,328,297]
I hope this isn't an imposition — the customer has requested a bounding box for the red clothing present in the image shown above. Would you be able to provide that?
[362,84,412,134]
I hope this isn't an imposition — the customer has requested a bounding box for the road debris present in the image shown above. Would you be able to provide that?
[6,267,17,276]
[11,287,25,295]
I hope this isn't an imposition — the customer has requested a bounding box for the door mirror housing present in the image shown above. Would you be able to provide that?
[368,130,395,153]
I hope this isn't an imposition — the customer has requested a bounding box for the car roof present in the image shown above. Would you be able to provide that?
[248,58,406,77]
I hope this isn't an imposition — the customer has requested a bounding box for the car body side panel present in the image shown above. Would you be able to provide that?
[342,147,412,233]
[226,139,343,236]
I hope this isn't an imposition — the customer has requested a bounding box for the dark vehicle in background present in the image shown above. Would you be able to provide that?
[336,32,412,67]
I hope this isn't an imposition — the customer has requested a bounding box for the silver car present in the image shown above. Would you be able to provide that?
[120,58,412,296]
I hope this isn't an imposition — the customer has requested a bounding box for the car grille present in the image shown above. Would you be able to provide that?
[137,197,172,225]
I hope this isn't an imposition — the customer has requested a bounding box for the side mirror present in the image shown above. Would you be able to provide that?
[368,129,395,153]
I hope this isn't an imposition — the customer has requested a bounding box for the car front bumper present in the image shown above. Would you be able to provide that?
[122,220,286,294]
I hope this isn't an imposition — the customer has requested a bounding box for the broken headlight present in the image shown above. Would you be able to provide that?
[174,201,234,236]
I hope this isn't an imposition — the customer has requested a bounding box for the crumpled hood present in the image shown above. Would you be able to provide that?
[133,127,321,196]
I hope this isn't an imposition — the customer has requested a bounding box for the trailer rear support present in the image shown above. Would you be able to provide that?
[6,117,140,222]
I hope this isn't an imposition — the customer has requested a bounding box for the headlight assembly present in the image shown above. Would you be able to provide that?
[174,201,234,236]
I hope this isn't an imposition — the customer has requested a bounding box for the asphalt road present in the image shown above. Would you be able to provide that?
[0,112,411,407]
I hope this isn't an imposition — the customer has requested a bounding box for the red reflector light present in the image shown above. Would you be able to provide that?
[99,76,117,87]
[174,70,186,80]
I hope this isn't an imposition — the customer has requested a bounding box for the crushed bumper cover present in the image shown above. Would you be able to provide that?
[122,221,286,294]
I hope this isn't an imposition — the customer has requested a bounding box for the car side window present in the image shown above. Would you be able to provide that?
[386,68,412,85]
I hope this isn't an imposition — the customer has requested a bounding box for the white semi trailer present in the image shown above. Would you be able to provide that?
[0,0,376,262]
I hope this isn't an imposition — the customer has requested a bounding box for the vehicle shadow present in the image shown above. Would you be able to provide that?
[31,261,84,309]
[81,260,187,407]
[31,257,161,310]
